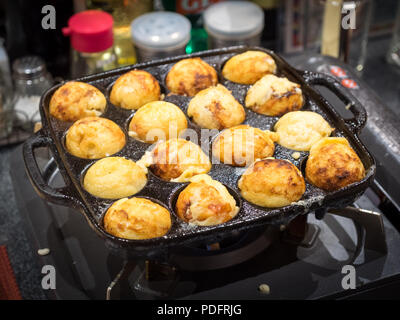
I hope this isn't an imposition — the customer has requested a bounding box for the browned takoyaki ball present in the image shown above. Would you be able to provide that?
[104,197,171,240]
[141,138,212,182]
[175,174,239,226]
[110,70,160,110]
[305,137,365,191]
[238,158,306,208]
[212,125,278,166]
[166,58,218,96]
[187,84,245,130]
[50,81,106,122]
[65,117,126,159]
[222,51,277,85]
[245,74,303,116]
[128,101,187,143]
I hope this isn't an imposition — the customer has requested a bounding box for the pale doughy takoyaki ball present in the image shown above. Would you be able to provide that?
[166,58,218,96]
[83,157,147,199]
[212,125,278,166]
[187,84,245,130]
[128,101,187,143]
[305,137,365,191]
[110,70,160,110]
[222,51,277,85]
[65,117,126,159]
[104,197,171,240]
[50,81,106,122]
[175,174,239,226]
[238,158,306,208]
[274,111,334,151]
[143,138,211,182]
[245,74,303,116]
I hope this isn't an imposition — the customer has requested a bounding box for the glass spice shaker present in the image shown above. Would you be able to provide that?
[130,11,191,63]
[12,56,53,128]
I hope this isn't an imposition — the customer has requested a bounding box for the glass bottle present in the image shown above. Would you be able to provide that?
[12,56,53,126]
[63,10,118,78]
[86,0,154,67]
[70,48,117,78]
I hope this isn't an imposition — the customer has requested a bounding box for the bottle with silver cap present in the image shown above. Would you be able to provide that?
[203,1,265,49]
[12,56,53,125]
[130,11,191,63]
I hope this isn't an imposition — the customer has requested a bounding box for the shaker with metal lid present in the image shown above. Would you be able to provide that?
[130,11,191,62]
[13,56,53,124]
[204,1,265,49]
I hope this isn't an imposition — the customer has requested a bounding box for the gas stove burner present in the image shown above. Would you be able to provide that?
[168,226,278,271]
[106,226,279,299]
[104,206,389,300]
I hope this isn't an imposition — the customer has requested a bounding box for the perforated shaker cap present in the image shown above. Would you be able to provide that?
[204,1,264,40]
[13,56,47,80]
[131,12,191,51]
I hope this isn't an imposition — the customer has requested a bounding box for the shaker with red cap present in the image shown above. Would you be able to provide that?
[62,10,118,78]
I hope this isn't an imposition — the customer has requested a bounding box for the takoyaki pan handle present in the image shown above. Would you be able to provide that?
[23,130,83,210]
[302,71,367,135]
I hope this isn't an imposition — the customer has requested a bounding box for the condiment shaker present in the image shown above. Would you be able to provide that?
[130,11,191,63]
[203,1,265,49]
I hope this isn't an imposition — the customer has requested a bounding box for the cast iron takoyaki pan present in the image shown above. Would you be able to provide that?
[23,46,375,259]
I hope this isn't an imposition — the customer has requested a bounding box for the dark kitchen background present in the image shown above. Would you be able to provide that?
[0,0,398,78]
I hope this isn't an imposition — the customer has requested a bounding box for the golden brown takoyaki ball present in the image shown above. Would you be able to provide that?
[212,125,278,167]
[274,111,334,151]
[141,138,211,182]
[245,74,303,116]
[175,174,239,226]
[222,51,277,85]
[238,158,306,208]
[128,101,187,143]
[305,137,365,191]
[49,81,106,122]
[65,117,126,159]
[110,70,160,110]
[104,197,171,240]
[83,157,147,199]
[187,84,245,130]
[166,58,218,96]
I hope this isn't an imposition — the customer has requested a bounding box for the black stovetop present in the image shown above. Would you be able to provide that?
[9,144,400,299]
